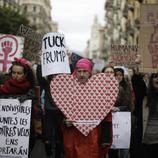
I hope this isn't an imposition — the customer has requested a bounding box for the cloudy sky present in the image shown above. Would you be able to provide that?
[51,0,106,54]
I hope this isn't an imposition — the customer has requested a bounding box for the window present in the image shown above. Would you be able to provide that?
[33,6,36,12]
[24,5,27,12]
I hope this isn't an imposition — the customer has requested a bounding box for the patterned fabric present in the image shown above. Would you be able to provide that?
[50,73,119,136]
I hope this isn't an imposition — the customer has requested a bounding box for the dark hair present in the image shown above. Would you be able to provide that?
[114,68,128,90]
[101,64,114,73]
[9,61,35,86]
[114,68,124,75]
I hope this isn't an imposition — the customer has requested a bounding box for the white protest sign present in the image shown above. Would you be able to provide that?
[41,32,71,76]
[0,99,32,158]
[111,112,131,149]
[0,34,24,72]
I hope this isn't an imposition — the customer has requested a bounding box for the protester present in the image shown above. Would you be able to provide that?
[125,68,136,112]
[130,66,147,158]
[115,67,133,112]
[52,58,117,158]
[61,58,99,158]
[102,65,132,158]
[101,64,117,158]
[0,57,39,157]
[36,64,64,158]
[102,64,115,76]
[143,73,150,89]
[113,67,133,158]
[142,73,158,158]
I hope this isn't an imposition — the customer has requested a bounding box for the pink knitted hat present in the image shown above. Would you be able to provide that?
[76,58,93,73]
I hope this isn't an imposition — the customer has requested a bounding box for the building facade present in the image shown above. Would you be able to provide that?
[85,16,106,72]
[19,0,57,33]
[0,0,20,10]
[0,0,57,33]
[104,0,158,59]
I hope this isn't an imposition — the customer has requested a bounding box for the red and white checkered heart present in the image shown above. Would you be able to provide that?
[50,73,119,136]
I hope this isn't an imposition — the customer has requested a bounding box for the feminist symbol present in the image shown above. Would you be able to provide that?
[148,24,158,68]
[0,35,18,72]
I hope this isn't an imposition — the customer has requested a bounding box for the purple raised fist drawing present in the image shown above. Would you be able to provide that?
[1,41,13,56]
[148,24,158,68]
[0,35,18,72]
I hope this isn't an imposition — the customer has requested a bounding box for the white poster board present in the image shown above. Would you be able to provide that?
[111,112,131,149]
[0,34,24,72]
[0,99,32,158]
[41,32,71,76]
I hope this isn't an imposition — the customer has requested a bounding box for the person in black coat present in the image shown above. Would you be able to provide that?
[0,57,39,157]
[130,67,147,158]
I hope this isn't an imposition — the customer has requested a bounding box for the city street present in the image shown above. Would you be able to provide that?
[0,1,158,158]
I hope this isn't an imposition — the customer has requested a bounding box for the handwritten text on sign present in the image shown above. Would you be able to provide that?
[111,112,131,149]
[0,99,32,158]
[110,44,138,68]
[41,32,70,76]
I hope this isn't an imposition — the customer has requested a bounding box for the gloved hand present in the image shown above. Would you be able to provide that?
[63,119,73,127]
[111,106,120,112]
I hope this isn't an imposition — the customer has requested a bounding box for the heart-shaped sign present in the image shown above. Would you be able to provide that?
[50,73,119,136]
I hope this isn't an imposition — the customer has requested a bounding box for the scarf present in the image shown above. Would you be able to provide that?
[0,77,32,94]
